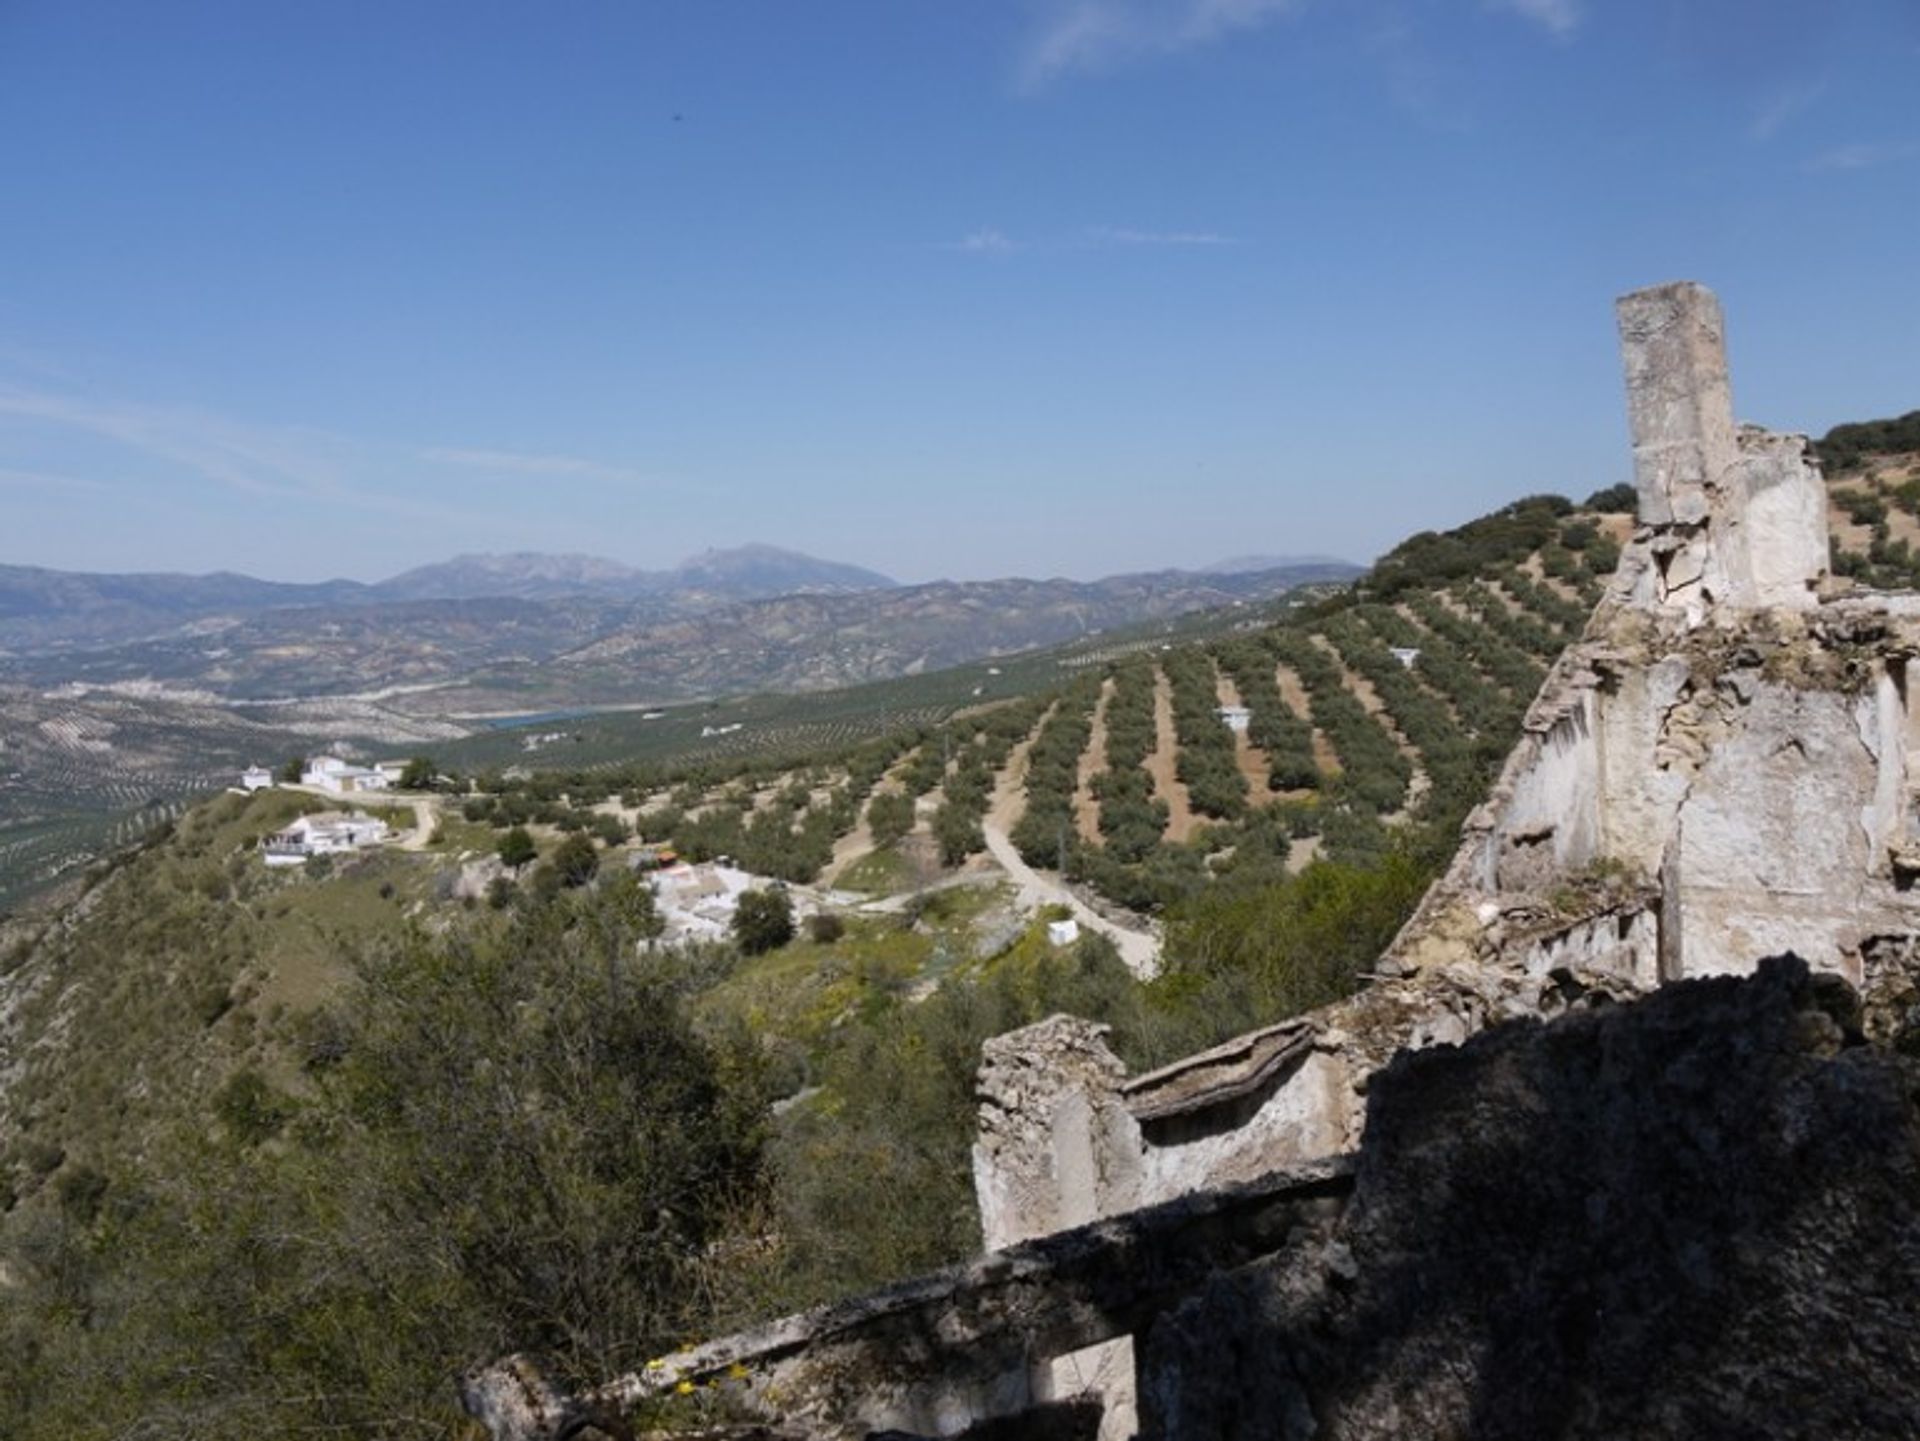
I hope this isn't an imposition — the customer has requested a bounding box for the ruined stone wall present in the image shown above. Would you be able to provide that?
[470,960,1920,1441]
[971,280,1920,1258]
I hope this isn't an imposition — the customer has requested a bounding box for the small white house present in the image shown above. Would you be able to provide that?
[1217,705,1252,733]
[374,760,410,784]
[262,811,390,867]
[1390,647,1423,669]
[301,755,391,795]
[240,765,275,792]
[1047,918,1081,947]
[650,862,760,944]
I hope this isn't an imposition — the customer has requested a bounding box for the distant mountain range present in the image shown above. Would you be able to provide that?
[373,544,898,604]
[1200,553,1357,575]
[0,545,1359,713]
[0,544,899,648]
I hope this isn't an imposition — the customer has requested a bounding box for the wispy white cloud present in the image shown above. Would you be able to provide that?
[0,384,318,502]
[1018,0,1305,87]
[421,446,663,485]
[946,227,1020,254]
[1750,77,1827,141]
[0,382,476,527]
[1486,0,1580,39]
[1805,140,1920,172]
[1019,0,1579,87]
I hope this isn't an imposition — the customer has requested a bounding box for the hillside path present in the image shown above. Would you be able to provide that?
[980,817,1159,980]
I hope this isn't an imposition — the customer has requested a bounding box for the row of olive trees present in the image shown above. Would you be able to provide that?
[1215,638,1321,793]
[1163,648,1247,821]
[1264,631,1411,815]
[1010,675,1102,869]
[1092,656,1168,863]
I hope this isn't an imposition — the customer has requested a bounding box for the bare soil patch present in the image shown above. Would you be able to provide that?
[1274,662,1341,776]
[1214,671,1272,799]
[985,704,1053,836]
[1148,667,1199,844]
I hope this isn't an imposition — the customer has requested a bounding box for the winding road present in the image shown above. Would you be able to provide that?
[980,818,1160,980]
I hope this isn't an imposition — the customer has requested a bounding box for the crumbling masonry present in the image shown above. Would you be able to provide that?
[466,282,1920,1440]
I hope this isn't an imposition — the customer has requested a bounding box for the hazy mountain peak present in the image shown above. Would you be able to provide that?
[1201,552,1357,576]
[669,544,897,593]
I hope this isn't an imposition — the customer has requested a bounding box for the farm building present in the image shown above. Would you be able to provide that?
[261,811,390,867]
[649,862,759,944]
[1216,704,1252,733]
[239,765,275,791]
[1390,646,1422,668]
[301,755,392,795]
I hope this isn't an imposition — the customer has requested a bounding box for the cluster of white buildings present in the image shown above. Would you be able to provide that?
[261,811,391,867]
[240,755,408,796]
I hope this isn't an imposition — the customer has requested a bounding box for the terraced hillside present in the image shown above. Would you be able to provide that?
[0,581,1334,917]
[428,495,1626,930]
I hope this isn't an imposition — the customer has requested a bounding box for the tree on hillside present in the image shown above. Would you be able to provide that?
[277,756,305,784]
[867,791,915,848]
[497,826,537,871]
[397,757,436,790]
[551,833,600,889]
[731,887,794,955]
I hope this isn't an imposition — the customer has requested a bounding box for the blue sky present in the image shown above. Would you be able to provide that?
[2,0,1915,584]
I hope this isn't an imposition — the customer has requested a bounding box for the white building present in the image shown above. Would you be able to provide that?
[1217,705,1252,733]
[1390,647,1423,669]
[240,765,275,791]
[650,862,759,944]
[262,811,390,867]
[1046,918,1081,947]
[301,754,391,795]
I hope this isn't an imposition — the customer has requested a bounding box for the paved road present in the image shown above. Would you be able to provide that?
[981,819,1160,980]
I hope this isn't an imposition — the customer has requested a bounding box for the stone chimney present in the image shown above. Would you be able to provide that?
[1616,281,1826,615]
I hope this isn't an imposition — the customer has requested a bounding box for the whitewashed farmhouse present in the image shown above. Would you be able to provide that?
[302,755,392,795]
[262,811,390,867]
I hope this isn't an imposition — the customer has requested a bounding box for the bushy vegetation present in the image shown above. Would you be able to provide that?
[2,872,753,1438]
[1360,495,1573,600]
[1816,410,1920,473]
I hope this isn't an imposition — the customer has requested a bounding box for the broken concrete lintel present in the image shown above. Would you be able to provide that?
[1119,1019,1316,1123]
[586,1159,1355,1415]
